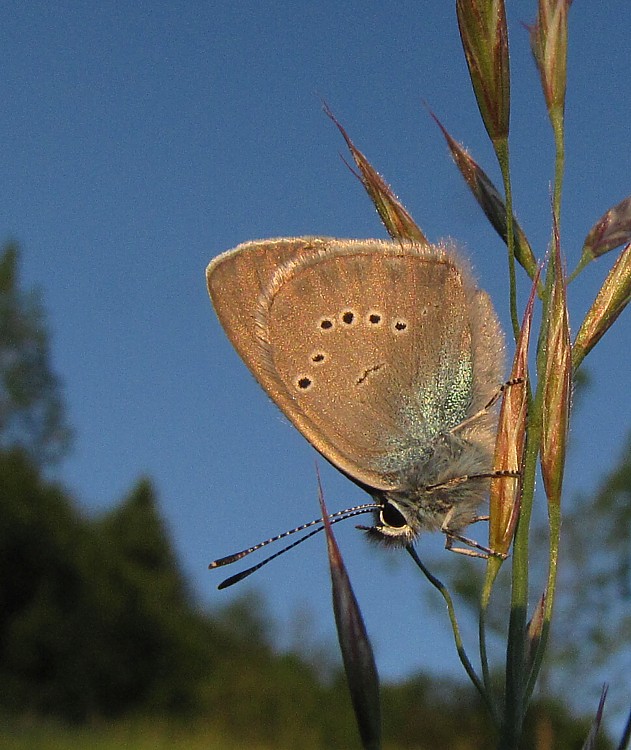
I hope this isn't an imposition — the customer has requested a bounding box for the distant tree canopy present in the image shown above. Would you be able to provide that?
[548,433,631,719]
[0,243,72,465]
[0,451,213,719]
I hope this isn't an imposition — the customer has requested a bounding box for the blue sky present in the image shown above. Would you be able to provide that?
[2,0,630,725]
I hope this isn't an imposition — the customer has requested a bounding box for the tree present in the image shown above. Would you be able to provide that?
[0,242,72,465]
[0,456,214,720]
[546,433,631,720]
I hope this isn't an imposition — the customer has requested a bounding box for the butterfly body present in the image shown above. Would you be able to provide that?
[207,237,504,547]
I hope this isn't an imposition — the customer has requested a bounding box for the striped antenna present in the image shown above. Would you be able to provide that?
[209,503,379,589]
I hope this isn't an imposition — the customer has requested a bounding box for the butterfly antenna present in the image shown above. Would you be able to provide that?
[209,503,378,569]
[213,506,377,589]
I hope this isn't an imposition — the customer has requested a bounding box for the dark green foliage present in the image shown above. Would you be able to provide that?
[94,478,210,714]
[382,674,493,747]
[549,433,631,719]
[521,699,612,750]
[0,449,213,720]
[0,244,72,465]
[0,448,83,714]
[0,447,614,747]
[198,593,357,748]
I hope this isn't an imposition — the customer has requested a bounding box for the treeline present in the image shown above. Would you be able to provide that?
[0,243,613,748]
[0,449,608,748]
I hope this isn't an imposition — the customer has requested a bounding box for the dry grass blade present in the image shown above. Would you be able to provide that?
[324,103,427,244]
[525,592,546,673]
[541,233,571,505]
[488,269,538,555]
[580,685,608,750]
[456,0,510,145]
[431,111,538,279]
[530,0,572,118]
[318,476,381,750]
[573,195,631,277]
[572,242,631,369]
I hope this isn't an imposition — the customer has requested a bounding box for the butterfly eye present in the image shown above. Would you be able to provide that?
[380,501,408,529]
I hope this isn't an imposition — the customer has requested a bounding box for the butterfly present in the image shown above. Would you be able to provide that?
[207,237,506,572]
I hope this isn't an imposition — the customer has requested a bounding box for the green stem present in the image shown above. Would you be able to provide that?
[406,546,499,724]
[498,396,541,750]
[523,101,566,700]
[495,138,520,342]
[551,107,565,225]
[493,133,536,748]
[480,555,502,699]
[525,501,560,701]
[499,100,567,750]
[492,133,537,749]
[567,251,591,283]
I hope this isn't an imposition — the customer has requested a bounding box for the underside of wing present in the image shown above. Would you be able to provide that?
[208,238,491,491]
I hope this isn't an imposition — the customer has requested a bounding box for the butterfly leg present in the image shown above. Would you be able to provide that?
[426,469,520,493]
[443,532,491,558]
[450,377,525,434]
[441,507,508,559]
[443,531,509,559]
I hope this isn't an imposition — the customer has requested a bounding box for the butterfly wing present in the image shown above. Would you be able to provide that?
[207,237,502,491]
